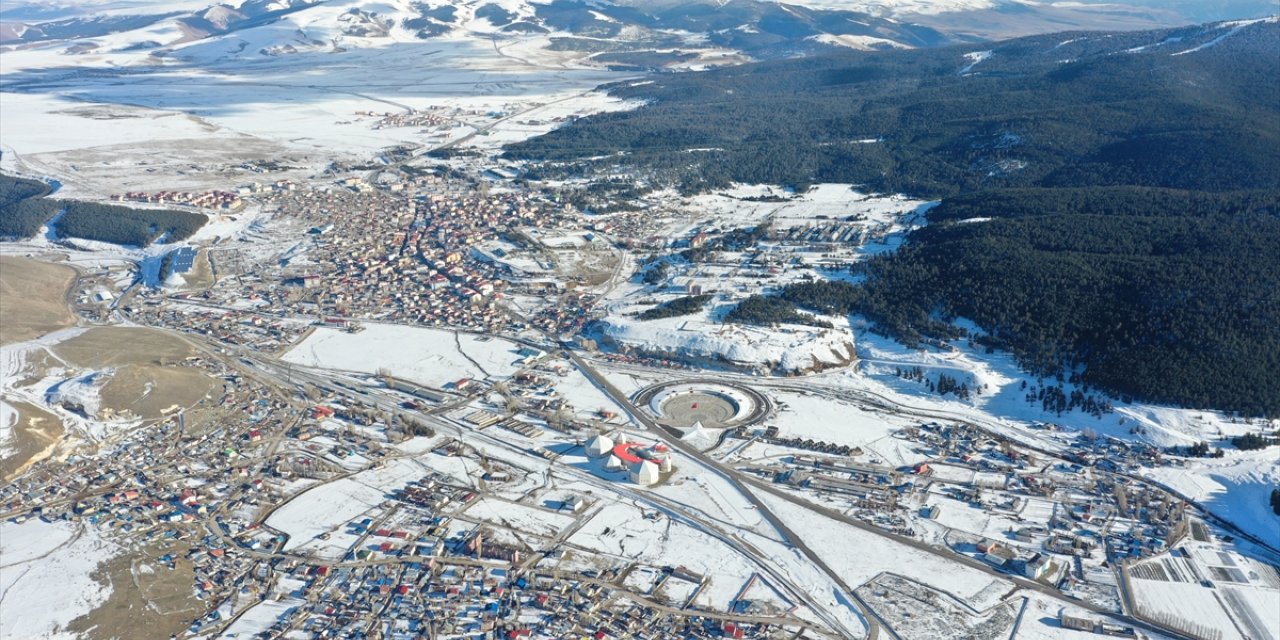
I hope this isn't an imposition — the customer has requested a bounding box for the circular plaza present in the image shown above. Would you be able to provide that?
[634,379,769,430]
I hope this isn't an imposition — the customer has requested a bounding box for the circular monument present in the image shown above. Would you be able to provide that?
[634,380,769,430]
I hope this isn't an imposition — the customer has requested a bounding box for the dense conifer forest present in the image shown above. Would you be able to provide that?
[0,174,206,246]
[58,201,206,246]
[509,21,1280,196]
[636,294,713,320]
[736,187,1280,415]
[0,175,59,239]
[509,20,1280,415]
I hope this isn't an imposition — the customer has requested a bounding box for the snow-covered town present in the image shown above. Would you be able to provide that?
[4,159,1276,639]
[1,1,1278,640]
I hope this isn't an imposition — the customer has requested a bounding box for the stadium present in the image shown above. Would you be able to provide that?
[634,380,769,430]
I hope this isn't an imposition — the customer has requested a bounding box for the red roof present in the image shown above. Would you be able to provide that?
[612,442,645,465]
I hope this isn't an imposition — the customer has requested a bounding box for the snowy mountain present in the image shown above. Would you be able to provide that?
[746,0,1278,37]
[0,0,951,58]
[3,0,1271,58]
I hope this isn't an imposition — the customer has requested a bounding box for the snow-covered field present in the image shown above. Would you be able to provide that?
[755,490,1012,609]
[598,315,856,374]
[462,498,574,538]
[282,323,526,389]
[765,388,915,449]
[565,501,763,609]
[215,575,310,638]
[547,365,629,423]
[1143,451,1280,548]
[267,456,426,550]
[0,519,117,640]
[0,0,633,196]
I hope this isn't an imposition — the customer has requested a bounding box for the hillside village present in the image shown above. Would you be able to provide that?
[2,162,1276,640]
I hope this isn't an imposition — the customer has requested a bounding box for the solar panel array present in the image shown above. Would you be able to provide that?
[171,247,197,273]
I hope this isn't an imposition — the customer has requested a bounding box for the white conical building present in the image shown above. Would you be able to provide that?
[629,459,661,486]
[604,454,625,471]
[681,421,709,441]
[585,433,615,458]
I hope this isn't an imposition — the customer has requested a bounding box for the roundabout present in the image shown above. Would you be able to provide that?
[634,379,770,430]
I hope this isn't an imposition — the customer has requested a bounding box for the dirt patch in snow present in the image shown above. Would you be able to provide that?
[53,327,195,368]
[0,256,77,345]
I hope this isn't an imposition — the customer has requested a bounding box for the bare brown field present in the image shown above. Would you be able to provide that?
[67,540,205,640]
[98,364,216,422]
[180,248,216,290]
[53,327,195,368]
[0,256,77,345]
[0,401,65,481]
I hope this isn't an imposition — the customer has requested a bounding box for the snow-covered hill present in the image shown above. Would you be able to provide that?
[0,0,950,54]
[751,0,1275,37]
[0,0,949,193]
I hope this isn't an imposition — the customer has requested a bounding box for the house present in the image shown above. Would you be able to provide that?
[984,544,1016,568]
[1024,553,1052,580]
[1061,614,1095,632]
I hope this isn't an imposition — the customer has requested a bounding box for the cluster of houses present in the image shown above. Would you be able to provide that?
[773,455,902,511]
[124,298,310,354]
[179,428,799,638]
[196,555,812,639]
[751,425,863,456]
[1,357,303,604]
[362,109,451,130]
[111,189,244,210]
[196,175,594,331]
[723,418,1200,610]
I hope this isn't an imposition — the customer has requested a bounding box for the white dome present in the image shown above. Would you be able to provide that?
[585,433,615,458]
[629,459,661,486]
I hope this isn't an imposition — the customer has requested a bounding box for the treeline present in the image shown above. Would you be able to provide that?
[725,294,831,328]
[927,187,1280,223]
[1187,442,1225,458]
[856,189,1280,416]
[0,174,59,239]
[507,20,1280,197]
[894,367,973,400]
[1231,432,1278,451]
[57,202,206,246]
[724,186,1280,416]
[636,294,711,321]
[1,174,206,246]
